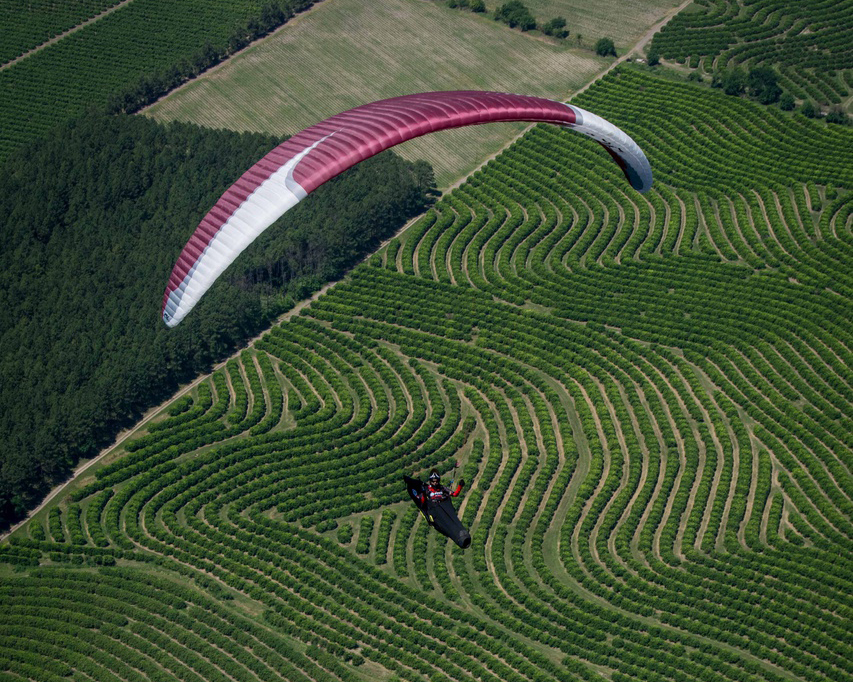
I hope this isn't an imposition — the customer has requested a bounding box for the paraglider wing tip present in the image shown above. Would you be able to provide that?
[162,309,180,328]
[562,103,652,194]
[631,167,654,194]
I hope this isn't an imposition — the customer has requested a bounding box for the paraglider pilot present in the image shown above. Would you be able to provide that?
[421,469,464,504]
[404,469,471,548]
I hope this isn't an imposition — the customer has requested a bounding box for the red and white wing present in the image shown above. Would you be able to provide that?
[162,91,652,327]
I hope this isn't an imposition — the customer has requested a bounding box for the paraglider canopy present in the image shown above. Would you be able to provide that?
[163,91,653,327]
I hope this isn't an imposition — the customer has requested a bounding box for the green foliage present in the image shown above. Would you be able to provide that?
[826,106,850,125]
[650,0,853,106]
[800,100,819,118]
[47,508,64,543]
[595,37,616,57]
[1,7,852,682]
[748,66,782,104]
[646,46,660,67]
[494,1,536,31]
[0,0,121,65]
[712,67,747,96]
[336,522,353,544]
[355,516,374,554]
[374,509,395,564]
[541,17,568,40]
[0,1,321,163]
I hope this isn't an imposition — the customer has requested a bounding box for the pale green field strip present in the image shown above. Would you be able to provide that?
[144,0,677,187]
[522,0,679,50]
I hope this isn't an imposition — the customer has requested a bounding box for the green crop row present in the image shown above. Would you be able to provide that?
[0,0,317,162]
[651,0,852,104]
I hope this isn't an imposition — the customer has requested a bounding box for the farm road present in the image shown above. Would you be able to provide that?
[0,371,210,541]
[574,0,695,97]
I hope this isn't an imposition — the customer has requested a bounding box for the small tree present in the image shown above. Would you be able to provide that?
[647,47,660,66]
[494,1,536,31]
[722,68,746,96]
[542,17,568,39]
[800,100,818,118]
[748,66,781,104]
[779,92,795,111]
[470,0,486,11]
[595,37,616,57]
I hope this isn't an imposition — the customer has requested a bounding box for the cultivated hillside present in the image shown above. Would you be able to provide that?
[3,63,850,681]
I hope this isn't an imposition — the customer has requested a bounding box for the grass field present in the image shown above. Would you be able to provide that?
[145,0,678,187]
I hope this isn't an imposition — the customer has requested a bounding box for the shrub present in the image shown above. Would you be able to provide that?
[595,37,616,57]
[336,523,353,544]
[748,66,781,104]
[800,100,819,118]
[825,106,849,125]
[647,47,660,66]
[494,1,536,31]
[542,17,568,39]
[722,68,747,96]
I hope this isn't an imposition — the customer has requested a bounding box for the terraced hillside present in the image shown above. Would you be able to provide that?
[2,68,851,681]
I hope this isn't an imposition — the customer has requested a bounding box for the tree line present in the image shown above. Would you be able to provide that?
[0,111,436,529]
[442,1,574,42]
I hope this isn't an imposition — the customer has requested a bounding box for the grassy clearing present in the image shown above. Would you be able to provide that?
[145,0,675,187]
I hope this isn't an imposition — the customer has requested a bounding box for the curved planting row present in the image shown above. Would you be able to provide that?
[2,68,850,681]
[650,0,853,104]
